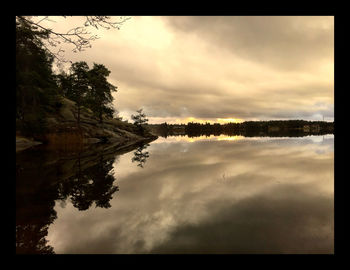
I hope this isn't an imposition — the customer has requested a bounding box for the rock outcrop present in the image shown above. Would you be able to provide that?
[16,97,157,152]
[16,136,42,153]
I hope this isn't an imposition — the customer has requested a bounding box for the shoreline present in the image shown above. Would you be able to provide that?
[16,134,158,154]
[16,136,43,153]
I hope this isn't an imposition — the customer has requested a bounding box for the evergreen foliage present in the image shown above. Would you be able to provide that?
[16,16,118,137]
[16,17,61,136]
[154,120,334,138]
[87,63,117,123]
[131,109,149,135]
[56,62,117,124]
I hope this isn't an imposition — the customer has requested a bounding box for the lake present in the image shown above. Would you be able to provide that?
[16,134,334,254]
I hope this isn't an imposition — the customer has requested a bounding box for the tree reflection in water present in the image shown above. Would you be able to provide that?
[131,143,150,168]
[58,154,119,211]
[16,150,119,254]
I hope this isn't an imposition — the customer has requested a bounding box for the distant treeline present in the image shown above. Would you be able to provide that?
[150,120,334,138]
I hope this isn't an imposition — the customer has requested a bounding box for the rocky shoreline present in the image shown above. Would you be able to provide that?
[16,136,43,153]
[16,97,158,153]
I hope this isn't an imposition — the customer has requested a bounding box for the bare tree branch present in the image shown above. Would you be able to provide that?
[35,16,49,25]
[16,16,131,64]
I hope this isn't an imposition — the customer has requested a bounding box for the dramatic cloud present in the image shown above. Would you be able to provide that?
[163,16,334,71]
[42,16,334,123]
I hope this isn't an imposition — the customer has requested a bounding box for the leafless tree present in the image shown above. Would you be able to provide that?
[16,16,131,64]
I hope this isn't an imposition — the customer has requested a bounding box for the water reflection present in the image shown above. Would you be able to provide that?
[132,143,150,168]
[15,143,137,253]
[42,135,333,254]
[58,154,119,211]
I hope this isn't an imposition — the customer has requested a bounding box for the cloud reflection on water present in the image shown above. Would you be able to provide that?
[47,135,333,254]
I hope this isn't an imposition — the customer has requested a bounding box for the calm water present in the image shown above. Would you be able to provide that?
[16,134,334,254]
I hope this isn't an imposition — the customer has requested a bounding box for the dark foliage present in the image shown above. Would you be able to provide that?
[131,143,150,168]
[131,109,149,135]
[16,150,119,253]
[154,120,334,138]
[16,17,61,137]
[58,155,119,211]
[56,62,117,125]
[86,63,117,123]
[16,16,120,138]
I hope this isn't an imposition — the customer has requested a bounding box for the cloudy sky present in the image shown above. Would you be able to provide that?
[41,16,334,124]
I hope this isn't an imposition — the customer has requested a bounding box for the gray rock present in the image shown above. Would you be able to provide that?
[83,138,101,144]
[16,137,42,152]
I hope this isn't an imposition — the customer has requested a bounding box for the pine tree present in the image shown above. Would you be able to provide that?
[16,17,60,136]
[69,61,90,127]
[131,109,149,135]
[87,64,117,123]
